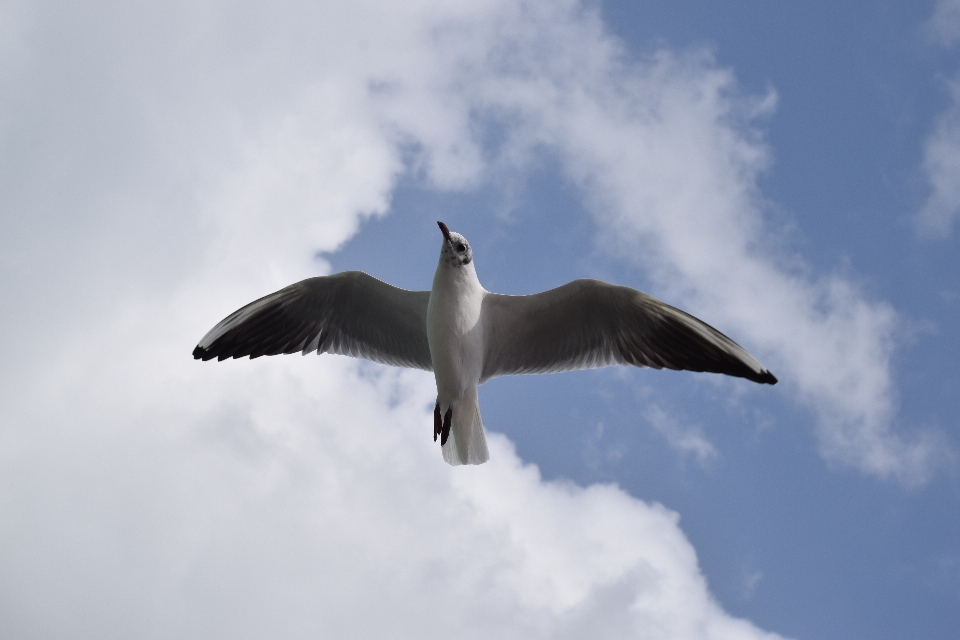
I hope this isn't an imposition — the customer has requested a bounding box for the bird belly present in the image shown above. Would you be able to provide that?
[427,294,483,407]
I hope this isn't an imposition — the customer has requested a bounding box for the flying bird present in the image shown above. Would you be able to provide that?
[193,222,777,465]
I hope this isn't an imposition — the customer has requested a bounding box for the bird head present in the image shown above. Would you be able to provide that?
[437,221,473,267]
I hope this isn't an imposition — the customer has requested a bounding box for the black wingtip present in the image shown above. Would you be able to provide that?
[192,345,216,361]
[756,370,778,385]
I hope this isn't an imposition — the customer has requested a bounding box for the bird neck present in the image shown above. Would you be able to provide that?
[432,259,483,296]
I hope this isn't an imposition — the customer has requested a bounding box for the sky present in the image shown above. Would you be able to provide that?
[1,1,958,638]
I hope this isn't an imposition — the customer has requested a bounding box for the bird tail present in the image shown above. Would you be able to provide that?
[441,388,489,466]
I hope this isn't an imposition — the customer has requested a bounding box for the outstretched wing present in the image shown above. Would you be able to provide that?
[480,279,776,384]
[193,271,433,370]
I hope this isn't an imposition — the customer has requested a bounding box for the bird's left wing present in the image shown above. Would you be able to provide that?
[480,279,776,384]
[193,271,433,370]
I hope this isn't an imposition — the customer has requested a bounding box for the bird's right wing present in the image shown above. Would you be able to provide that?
[480,279,776,384]
[193,271,433,370]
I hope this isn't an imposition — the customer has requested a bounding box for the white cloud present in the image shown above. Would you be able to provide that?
[0,0,794,637]
[918,76,960,238]
[3,0,934,488]
[0,0,942,634]
[646,405,719,465]
[920,1,960,237]
[0,273,785,639]
[928,0,960,46]
[436,16,938,483]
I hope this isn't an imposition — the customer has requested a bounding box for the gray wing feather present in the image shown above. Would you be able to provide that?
[480,279,776,384]
[193,271,433,370]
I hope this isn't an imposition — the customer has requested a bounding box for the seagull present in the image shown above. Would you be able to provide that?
[193,221,777,465]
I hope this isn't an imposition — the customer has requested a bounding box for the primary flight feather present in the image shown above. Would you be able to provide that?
[194,222,777,465]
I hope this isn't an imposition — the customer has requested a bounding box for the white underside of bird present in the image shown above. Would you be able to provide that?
[194,222,777,466]
[427,228,489,464]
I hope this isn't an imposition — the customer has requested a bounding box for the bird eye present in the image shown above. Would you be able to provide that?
[457,243,466,252]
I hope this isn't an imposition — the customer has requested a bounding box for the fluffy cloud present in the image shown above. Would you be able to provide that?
[918,75,960,239]
[439,13,934,483]
[919,0,960,238]
[3,342,787,638]
[0,1,794,637]
[646,405,718,465]
[929,0,960,46]
[0,0,932,635]
[2,0,932,485]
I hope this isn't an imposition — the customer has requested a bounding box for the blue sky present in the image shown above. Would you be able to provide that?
[2,1,959,638]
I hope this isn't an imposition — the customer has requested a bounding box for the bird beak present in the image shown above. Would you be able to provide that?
[437,221,452,243]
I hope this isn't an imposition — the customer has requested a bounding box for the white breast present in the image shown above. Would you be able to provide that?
[427,261,486,403]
